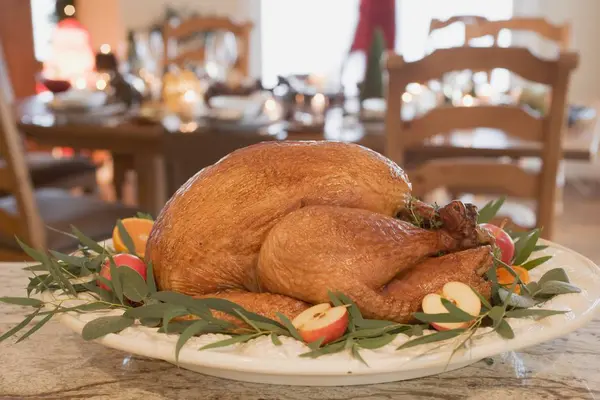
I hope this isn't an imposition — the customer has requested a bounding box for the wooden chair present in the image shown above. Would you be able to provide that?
[163,16,253,76]
[428,15,489,41]
[465,17,570,50]
[0,70,139,260]
[0,40,98,195]
[384,47,579,239]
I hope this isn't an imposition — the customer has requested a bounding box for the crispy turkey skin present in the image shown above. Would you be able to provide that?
[146,141,493,322]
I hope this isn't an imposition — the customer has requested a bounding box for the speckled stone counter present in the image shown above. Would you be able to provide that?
[1,262,599,400]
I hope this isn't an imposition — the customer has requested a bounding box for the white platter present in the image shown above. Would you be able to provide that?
[47,240,600,386]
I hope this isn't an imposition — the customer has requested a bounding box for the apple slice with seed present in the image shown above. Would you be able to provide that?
[421,282,482,331]
[292,303,349,345]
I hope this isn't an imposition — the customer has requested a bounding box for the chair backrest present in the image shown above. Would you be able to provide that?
[162,16,253,76]
[465,18,570,50]
[384,47,579,238]
[429,15,489,38]
[0,42,46,249]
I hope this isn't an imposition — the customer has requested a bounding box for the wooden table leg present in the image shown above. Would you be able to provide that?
[133,154,167,216]
[112,153,133,201]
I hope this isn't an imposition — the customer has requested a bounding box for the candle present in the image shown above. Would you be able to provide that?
[264,98,282,121]
[179,89,199,120]
[462,94,475,107]
[311,93,326,115]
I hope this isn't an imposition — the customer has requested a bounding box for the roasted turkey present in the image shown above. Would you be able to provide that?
[146,141,493,323]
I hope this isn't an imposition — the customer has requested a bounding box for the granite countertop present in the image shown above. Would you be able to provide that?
[1,263,599,400]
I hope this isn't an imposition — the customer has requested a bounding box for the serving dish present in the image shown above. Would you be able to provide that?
[40,240,600,386]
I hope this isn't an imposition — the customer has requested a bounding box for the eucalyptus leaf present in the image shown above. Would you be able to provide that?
[504,309,567,319]
[250,320,289,336]
[538,268,570,285]
[346,324,408,339]
[440,298,478,321]
[119,267,149,302]
[308,337,325,350]
[477,196,505,224]
[356,334,396,349]
[487,306,505,327]
[199,333,262,351]
[146,262,157,294]
[15,237,48,263]
[140,318,161,327]
[520,256,553,271]
[124,303,177,319]
[397,329,465,350]
[199,297,282,327]
[86,254,107,272]
[48,259,76,296]
[81,315,134,341]
[513,229,540,265]
[22,264,48,272]
[335,292,363,330]
[116,219,137,255]
[152,292,213,320]
[498,289,538,309]
[0,297,43,307]
[157,320,195,334]
[470,286,492,310]
[413,312,474,324]
[0,309,40,342]
[16,313,53,343]
[276,312,303,342]
[109,259,124,304]
[351,344,368,366]
[175,320,210,361]
[299,341,346,358]
[495,319,515,339]
[162,306,190,333]
[270,333,282,346]
[536,281,581,297]
[49,250,87,268]
[71,226,106,254]
[136,212,154,221]
[533,244,548,252]
[327,291,343,307]
[234,309,261,332]
[354,319,397,329]
[84,279,115,302]
[408,324,425,337]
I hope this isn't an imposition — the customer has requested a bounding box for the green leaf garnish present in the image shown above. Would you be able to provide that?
[71,226,106,254]
[81,315,134,341]
[276,312,303,342]
[477,196,506,223]
[116,219,137,255]
[356,334,396,349]
[119,267,149,302]
[270,333,282,346]
[146,261,157,294]
[494,319,515,339]
[16,313,53,343]
[0,297,43,307]
[520,256,553,271]
[504,309,567,319]
[200,333,262,351]
[136,212,154,221]
[0,309,41,342]
[513,229,540,265]
[397,329,465,350]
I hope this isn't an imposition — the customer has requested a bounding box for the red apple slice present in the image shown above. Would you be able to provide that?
[421,281,482,331]
[292,303,349,345]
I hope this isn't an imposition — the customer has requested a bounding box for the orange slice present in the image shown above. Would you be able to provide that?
[112,217,154,258]
[497,265,530,291]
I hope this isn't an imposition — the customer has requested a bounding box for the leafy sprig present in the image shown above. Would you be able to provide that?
[0,204,581,366]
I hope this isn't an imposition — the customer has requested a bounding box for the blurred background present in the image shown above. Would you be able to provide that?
[0,0,599,260]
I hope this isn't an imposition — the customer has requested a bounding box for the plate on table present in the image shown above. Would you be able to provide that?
[207,92,269,122]
[45,239,600,386]
[48,89,108,112]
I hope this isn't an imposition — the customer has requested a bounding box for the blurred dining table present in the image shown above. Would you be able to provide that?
[15,94,600,216]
